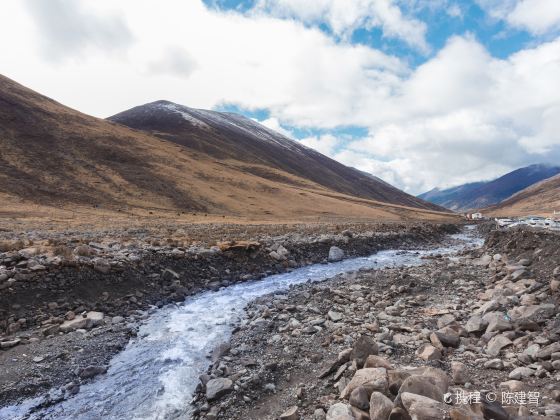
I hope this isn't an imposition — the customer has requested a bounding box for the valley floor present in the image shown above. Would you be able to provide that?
[0,221,455,410]
[3,223,559,419]
[192,227,560,419]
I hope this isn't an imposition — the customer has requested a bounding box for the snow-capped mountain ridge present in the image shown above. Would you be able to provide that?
[108,100,446,211]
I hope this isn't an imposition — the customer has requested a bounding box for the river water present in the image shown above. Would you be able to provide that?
[1,228,482,420]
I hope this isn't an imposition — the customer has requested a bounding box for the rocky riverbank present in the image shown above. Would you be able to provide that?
[0,222,457,408]
[192,226,560,419]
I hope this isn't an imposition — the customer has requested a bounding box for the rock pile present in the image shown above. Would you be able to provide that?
[0,223,457,407]
[192,229,560,419]
[0,224,455,343]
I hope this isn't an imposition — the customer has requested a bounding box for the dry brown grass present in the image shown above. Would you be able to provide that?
[486,174,560,217]
[0,74,457,228]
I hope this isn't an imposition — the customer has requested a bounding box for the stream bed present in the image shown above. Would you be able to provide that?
[1,228,482,420]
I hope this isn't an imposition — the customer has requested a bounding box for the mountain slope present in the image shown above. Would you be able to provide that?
[0,74,451,222]
[486,174,560,216]
[108,101,443,212]
[418,164,560,211]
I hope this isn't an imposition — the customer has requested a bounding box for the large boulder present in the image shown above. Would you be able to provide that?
[351,335,379,367]
[536,342,560,359]
[486,334,512,356]
[416,344,442,361]
[349,386,370,410]
[341,368,388,400]
[401,392,449,419]
[369,392,394,420]
[394,375,444,408]
[364,355,393,370]
[326,403,354,420]
[328,246,345,262]
[451,362,468,385]
[509,304,556,323]
[59,311,104,333]
[205,378,233,401]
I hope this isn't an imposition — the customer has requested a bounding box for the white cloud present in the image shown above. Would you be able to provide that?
[299,134,341,155]
[508,0,560,34]
[253,0,429,52]
[334,36,560,193]
[257,117,294,138]
[0,0,559,196]
[147,47,197,78]
[477,0,560,34]
[23,0,133,62]
[446,4,463,18]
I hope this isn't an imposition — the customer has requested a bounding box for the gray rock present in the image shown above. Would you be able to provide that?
[486,334,512,356]
[510,304,556,322]
[328,246,344,262]
[93,258,111,274]
[484,359,504,369]
[436,314,455,329]
[326,403,354,420]
[401,392,448,418]
[340,368,388,399]
[394,375,444,408]
[328,310,343,322]
[536,342,560,359]
[369,392,393,420]
[451,361,468,385]
[206,378,233,401]
[351,335,379,367]
[474,255,492,266]
[0,339,21,349]
[313,408,326,419]
[60,311,104,332]
[78,365,107,379]
[416,344,442,361]
[465,314,487,333]
[508,367,534,380]
[349,386,370,410]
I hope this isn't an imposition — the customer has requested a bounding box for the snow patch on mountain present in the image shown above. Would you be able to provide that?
[159,103,210,129]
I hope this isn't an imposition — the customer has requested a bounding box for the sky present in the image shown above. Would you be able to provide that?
[1,0,560,194]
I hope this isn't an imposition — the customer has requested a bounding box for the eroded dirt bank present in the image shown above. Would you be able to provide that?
[192,226,560,419]
[0,222,457,407]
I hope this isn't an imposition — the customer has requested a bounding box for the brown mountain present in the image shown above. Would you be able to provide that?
[0,74,451,222]
[486,174,560,216]
[108,101,442,211]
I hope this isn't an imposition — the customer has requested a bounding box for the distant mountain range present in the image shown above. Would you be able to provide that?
[487,173,560,216]
[418,164,560,212]
[0,74,449,222]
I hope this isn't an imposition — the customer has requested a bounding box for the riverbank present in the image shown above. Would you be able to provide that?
[192,226,560,419]
[0,222,457,409]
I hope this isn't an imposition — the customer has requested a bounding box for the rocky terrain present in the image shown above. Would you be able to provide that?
[192,226,560,419]
[0,222,457,408]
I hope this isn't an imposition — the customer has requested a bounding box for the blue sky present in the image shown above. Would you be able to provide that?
[1,0,559,194]
[210,0,537,141]
[203,0,560,193]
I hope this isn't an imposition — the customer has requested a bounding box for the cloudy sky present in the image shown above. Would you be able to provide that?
[1,0,559,194]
